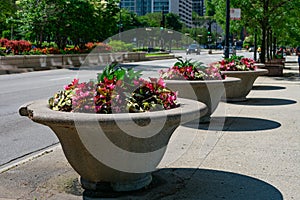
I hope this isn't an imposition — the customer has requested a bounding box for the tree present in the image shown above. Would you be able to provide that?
[15,0,120,48]
[165,13,183,31]
[0,0,16,38]
[212,0,300,62]
[116,9,143,31]
[0,0,16,23]
[139,12,162,27]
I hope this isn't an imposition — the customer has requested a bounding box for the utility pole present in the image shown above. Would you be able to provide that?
[224,0,230,58]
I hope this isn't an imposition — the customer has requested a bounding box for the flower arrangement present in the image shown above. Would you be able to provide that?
[0,39,31,55]
[49,63,178,114]
[211,55,256,71]
[159,58,224,80]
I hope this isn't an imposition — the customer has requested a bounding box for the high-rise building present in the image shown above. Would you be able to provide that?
[192,0,205,16]
[120,0,151,16]
[120,0,193,27]
[152,0,169,13]
[170,0,193,27]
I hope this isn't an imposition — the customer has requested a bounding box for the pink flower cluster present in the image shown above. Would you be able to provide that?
[137,78,178,110]
[212,57,256,71]
[59,77,178,114]
[160,64,224,80]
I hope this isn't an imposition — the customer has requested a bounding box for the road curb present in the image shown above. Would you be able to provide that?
[0,144,60,174]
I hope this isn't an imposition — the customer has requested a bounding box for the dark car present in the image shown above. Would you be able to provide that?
[186,44,200,55]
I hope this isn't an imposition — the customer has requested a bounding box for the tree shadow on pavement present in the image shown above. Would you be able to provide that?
[226,98,297,106]
[252,85,286,90]
[272,72,300,82]
[78,168,283,200]
[184,116,281,132]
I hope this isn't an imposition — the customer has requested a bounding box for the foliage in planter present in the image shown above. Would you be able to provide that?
[29,42,112,55]
[0,38,31,55]
[274,54,285,59]
[159,58,224,80]
[0,38,112,55]
[211,55,256,71]
[49,64,178,114]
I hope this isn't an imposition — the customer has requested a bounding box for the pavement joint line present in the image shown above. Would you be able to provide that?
[0,143,60,174]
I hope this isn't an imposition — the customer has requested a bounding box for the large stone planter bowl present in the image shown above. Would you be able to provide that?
[221,69,268,102]
[165,77,240,123]
[19,98,207,192]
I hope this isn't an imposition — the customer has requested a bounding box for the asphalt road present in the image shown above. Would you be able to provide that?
[0,50,264,169]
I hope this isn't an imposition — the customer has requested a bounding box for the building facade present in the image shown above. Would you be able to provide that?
[120,0,193,27]
[192,0,205,16]
[120,0,151,16]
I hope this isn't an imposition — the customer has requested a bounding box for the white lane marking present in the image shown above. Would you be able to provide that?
[49,77,71,81]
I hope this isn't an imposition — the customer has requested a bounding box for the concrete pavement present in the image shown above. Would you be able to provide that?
[0,65,299,200]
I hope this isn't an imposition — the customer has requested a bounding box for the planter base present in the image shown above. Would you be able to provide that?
[221,69,268,102]
[80,174,152,193]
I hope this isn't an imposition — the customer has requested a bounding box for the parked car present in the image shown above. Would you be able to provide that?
[216,44,223,49]
[186,44,200,55]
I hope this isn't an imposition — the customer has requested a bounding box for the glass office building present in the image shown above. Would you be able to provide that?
[120,0,193,27]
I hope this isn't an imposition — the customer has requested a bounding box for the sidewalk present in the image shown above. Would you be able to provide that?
[0,67,299,200]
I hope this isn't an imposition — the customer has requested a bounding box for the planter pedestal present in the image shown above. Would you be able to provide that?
[221,69,268,102]
[80,174,152,192]
[19,98,207,194]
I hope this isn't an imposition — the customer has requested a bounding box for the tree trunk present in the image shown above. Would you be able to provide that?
[273,35,277,57]
[269,30,273,60]
[261,24,266,63]
[260,0,269,63]
[266,28,270,61]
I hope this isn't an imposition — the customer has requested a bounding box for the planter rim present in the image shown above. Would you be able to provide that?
[19,98,207,124]
[164,76,240,85]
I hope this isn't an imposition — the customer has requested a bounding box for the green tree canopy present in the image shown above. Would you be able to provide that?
[212,0,300,62]
[165,13,183,31]
[0,0,16,38]
[15,0,120,48]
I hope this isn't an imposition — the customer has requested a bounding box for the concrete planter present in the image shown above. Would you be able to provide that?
[263,65,283,76]
[165,77,240,123]
[221,69,268,102]
[256,61,284,76]
[19,98,207,193]
[0,52,147,70]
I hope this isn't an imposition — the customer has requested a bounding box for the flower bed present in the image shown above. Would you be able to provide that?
[160,58,224,80]
[49,63,178,114]
[211,55,256,71]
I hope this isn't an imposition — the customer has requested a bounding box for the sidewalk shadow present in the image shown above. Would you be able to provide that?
[227,98,297,106]
[80,168,283,200]
[252,85,286,90]
[273,72,300,82]
[185,116,281,132]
